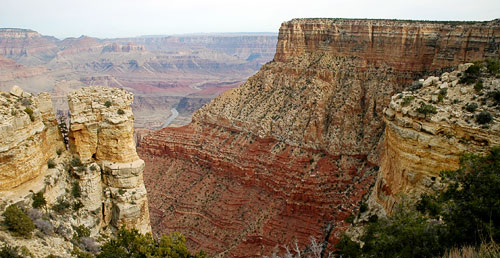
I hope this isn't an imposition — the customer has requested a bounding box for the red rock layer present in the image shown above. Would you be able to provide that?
[140,123,375,256]
[139,19,500,256]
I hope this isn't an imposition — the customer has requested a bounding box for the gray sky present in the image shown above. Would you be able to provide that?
[1,0,499,39]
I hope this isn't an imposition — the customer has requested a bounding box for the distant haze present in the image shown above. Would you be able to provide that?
[1,0,499,39]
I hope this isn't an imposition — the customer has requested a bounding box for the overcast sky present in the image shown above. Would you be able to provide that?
[1,0,499,39]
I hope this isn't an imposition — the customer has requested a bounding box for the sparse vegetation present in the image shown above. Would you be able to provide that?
[52,198,71,214]
[47,159,56,168]
[104,101,112,108]
[486,58,500,75]
[32,191,47,209]
[465,102,478,112]
[118,189,125,196]
[336,147,500,257]
[474,79,484,92]
[401,96,414,106]
[117,109,125,115]
[460,64,482,84]
[72,182,82,198]
[416,102,437,116]
[0,245,23,258]
[476,111,493,124]
[97,226,206,258]
[2,205,35,238]
[24,107,34,122]
[72,201,84,211]
[57,148,63,156]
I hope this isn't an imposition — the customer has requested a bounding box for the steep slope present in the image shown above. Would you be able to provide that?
[371,64,500,214]
[139,18,500,256]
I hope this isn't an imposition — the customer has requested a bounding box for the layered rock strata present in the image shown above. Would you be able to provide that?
[68,86,150,233]
[0,86,64,190]
[371,65,500,214]
[139,19,500,256]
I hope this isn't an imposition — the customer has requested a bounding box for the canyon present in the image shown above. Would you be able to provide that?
[0,29,278,129]
[138,18,500,256]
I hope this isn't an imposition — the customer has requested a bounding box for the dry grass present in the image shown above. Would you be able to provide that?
[443,242,500,258]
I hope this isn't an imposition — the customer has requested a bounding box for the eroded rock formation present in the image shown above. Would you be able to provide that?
[139,18,500,256]
[68,86,151,233]
[0,85,150,256]
[0,86,64,190]
[370,65,500,214]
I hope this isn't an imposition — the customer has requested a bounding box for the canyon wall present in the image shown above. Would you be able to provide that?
[0,86,64,190]
[371,66,500,214]
[139,18,500,256]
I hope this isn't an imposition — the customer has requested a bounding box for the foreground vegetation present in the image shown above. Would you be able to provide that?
[336,147,500,257]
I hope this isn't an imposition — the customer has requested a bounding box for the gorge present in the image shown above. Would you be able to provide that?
[138,18,500,256]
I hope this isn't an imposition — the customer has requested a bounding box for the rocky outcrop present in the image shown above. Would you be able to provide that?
[68,86,150,233]
[0,86,64,190]
[0,85,151,257]
[139,18,500,256]
[371,65,500,214]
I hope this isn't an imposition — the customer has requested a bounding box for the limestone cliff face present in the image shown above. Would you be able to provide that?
[371,65,500,214]
[68,86,150,233]
[139,19,500,256]
[0,86,64,190]
[276,19,500,71]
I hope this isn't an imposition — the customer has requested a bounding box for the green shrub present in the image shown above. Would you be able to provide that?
[359,202,368,213]
[486,58,500,75]
[56,148,63,156]
[118,189,125,196]
[465,102,478,112]
[2,205,35,238]
[47,159,56,169]
[460,64,482,84]
[344,215,355,224]
[117,109,125,115]
[474,80,484,92]
[0,245,23,258]
[32,191,46,209]
[24,107,34,122]
[74,225,91,240]
[97,226,206,258]
[104,101,112,108]
[416,102,437,116]
[336,147,500,257]
[52,199,71,214]
[401,96,414,107]
[476,111,493,124]
[72,182,81,198]
[72,201,84,211]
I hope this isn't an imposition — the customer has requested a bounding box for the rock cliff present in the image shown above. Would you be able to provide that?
[0,86,150,256]
[371,64,500,214]
[139,18,500,256]
[0,86,64,190]
[68,86,150,233]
